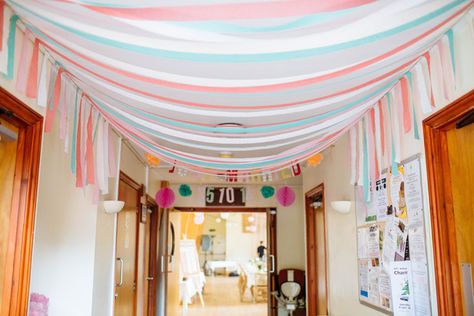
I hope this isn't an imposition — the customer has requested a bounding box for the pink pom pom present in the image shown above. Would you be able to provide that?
[155,187,175,208]
[276,186,296,207]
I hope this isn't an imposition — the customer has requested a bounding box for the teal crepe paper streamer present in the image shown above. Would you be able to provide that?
[71,88,79,174]
[178,184,192,197]
[4,15,19,80]
[362,118,370,203]
[446,29,456,75]
[406,72,420,140]
[260,186,275,199]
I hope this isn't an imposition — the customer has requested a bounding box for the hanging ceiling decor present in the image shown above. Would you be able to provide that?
[178,184,192,197]
[155,187,175,208]
[276,186,296,207]
[307,153,324,167]
[260,186,275,199]
[0,0,472,186]
[145,153,160,166]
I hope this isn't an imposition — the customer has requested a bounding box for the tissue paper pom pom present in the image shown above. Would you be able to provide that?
[276,186,296,207]
[194,212,205,225]
[145,153,160,166]
[260,186,275,199]
[179,184,192,197]
[155,188,175,208]
[307,153,323,166]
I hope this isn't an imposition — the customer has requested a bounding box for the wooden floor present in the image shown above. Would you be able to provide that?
[184,276,267,316]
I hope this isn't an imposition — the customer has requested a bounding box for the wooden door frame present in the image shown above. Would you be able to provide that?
[305,183,328,316]
[175,206,278,316]
[0,87,42,316]
[423,90,474,316]
[145,195,159,316]
[116,171,143,316]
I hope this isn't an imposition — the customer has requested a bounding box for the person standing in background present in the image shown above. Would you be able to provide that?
[257,241,266,260]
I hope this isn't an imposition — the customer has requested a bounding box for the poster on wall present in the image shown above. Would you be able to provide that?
[355,155,431,315]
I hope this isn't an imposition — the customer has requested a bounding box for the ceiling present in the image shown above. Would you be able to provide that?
[6,0,472,178]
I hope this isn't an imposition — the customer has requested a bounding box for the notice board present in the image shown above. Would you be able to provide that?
[355,155,432,316]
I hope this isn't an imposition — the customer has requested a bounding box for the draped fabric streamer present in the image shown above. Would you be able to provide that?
[0,1,472,193]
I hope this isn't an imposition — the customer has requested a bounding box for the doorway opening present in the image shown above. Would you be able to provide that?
[305,183,328,316]
[161,207,277,316]
[424,91,474,316]
[0,87,42,315]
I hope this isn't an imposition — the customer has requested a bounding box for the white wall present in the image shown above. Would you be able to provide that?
[301,17,474,316]
[148,173,306,271]
[29,119,99,316]
[226,213,267,264]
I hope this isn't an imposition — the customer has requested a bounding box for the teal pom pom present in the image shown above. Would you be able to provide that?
[260,186,275,199]
[179,184,192,197]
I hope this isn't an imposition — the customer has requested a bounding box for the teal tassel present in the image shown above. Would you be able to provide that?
[4,15,19,80]
[178,184,192,197]
[260,186,275,199]
[71,89,79,174]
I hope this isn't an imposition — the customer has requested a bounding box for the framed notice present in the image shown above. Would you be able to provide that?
[355,155,431,316]
[205,187,246,207]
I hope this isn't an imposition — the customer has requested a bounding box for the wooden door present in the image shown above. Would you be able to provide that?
[267,208,278,316]
[0,88,42,316]
[305,184,328,316]
[166,211,181,316]
[114,173,142,316]
[423,91,474,316]
[447,119,474,315]
[145,202,159,316]
[0,118,19,309]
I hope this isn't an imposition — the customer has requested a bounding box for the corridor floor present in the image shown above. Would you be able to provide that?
[184,276,267,316]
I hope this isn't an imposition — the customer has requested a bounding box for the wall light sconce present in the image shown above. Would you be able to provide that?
[330,201,352,214]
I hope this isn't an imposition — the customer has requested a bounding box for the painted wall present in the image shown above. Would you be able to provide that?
[226,213,267,264]
[148,173,306,272]
[301,17,474,316]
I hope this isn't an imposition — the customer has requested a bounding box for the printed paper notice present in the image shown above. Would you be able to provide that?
[383,216,408,262]
[408,226,426,261]
[379,269,393,311]
[390,261,415,316]
[404,160,424,228]
[368,260,381,304]
[358,227,368,259]
[375,175,388,222]
[359,260,369,300]
[411,261,431,316]
[368,225,380,258]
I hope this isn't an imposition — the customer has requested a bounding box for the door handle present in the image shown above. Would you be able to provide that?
[161,255,174,273]
[116,257,124,287]
[269,254,275,273]
[146,276,154,281]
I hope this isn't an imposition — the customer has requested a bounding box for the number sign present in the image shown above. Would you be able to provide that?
[205,187,246,206]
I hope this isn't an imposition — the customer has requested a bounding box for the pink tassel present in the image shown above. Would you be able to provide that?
[400,77,412,134]
[76,97,84,188]
[86,107,95,185]
[44,68,63,133]
[15,31,30,94]
[26,39,39,98]
[107,123,116,178]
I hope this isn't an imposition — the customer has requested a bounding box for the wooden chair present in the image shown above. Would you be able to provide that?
[251,273,268,303]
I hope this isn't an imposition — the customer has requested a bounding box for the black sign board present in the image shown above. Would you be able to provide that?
[205,187,246,206]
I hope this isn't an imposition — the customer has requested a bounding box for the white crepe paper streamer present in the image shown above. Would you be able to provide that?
[37,53,50,107]
[349,125,357,185]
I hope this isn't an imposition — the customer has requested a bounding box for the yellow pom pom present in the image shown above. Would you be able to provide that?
[145,153,160,166]
[307,153,323,166]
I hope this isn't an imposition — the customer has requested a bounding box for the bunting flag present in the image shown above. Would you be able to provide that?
[0,1,472,191]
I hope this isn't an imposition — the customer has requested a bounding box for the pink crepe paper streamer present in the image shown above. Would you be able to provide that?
[86,107,95,185]
[15,31,31,95]
[44,68,63,133]
[75,98,84,188]
[400,77,412,134]
[26,39,39,98]
[155,187,175,208]
[276,186,296,207]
